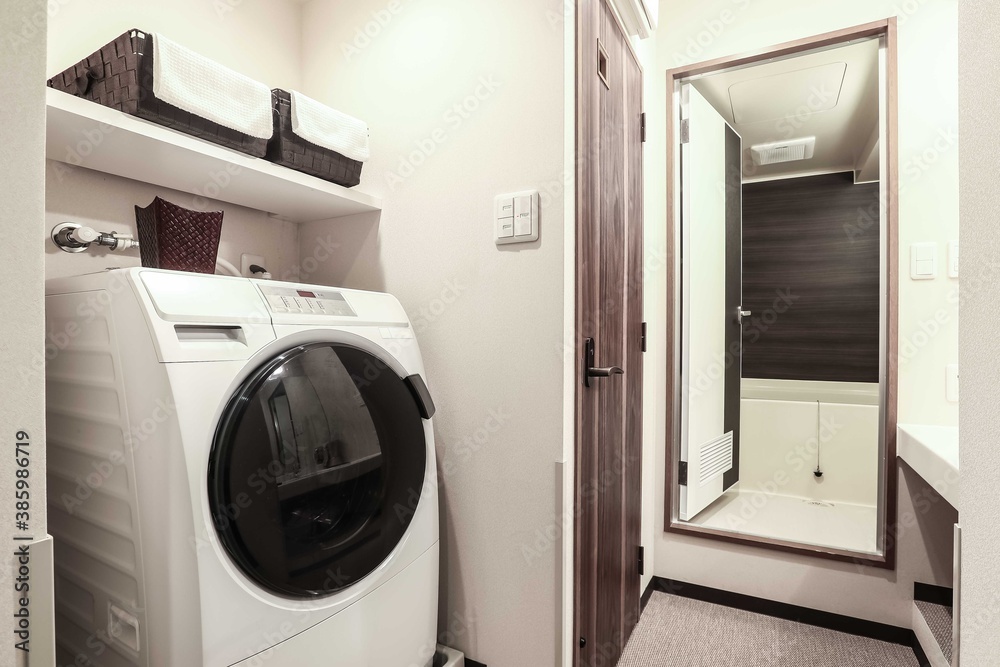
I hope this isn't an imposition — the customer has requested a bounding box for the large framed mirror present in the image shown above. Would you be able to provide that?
[665,20,898,566]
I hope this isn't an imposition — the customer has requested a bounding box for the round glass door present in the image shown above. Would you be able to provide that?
[208,343,427,598]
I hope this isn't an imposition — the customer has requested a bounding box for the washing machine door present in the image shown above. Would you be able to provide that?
[208,342,434,599]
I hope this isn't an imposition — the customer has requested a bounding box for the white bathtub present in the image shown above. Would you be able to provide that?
[738,378,880,508]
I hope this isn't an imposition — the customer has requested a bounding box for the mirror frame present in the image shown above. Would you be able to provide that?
[663,18,899,569]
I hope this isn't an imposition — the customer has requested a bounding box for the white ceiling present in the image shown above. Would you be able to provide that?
[692,39,880,181]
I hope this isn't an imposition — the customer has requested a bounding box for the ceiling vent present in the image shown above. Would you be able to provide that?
[750,137,816,166]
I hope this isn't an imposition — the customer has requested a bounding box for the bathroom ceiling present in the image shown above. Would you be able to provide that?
[692,38,880,182]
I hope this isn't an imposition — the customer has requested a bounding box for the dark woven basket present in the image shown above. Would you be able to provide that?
[265,89,364,188]
[135,197,223,274]
[48,29,268,158]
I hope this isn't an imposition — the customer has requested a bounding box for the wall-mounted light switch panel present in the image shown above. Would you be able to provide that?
[909,243,937,280]
[948,240,959,278]
[495,190,538,245]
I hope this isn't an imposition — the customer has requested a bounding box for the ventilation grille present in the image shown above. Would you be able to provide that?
[698,431,734,486]
[750,137,816,166]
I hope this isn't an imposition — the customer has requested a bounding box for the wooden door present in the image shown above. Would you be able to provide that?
[575,0,644,664]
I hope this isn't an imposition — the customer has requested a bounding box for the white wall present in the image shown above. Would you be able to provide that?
[45,0,305,281]
[644,0,960,628]
[958,1,1000,662]
[44,164,302,281]
[297,1,569,664]
[633,28,662,600]
[2,1,50,664]
[47,0,302,89]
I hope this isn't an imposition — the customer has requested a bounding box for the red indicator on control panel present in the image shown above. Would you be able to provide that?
[297,291,317,298]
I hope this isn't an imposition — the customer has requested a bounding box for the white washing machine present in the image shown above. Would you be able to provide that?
[45,268,439,667]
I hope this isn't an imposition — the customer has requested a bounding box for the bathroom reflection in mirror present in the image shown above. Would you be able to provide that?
[669,32,895,562]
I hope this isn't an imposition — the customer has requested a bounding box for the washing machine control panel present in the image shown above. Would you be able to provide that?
[259,286,357,317]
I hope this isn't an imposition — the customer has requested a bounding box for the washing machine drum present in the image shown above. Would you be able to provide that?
[208,342,434,599]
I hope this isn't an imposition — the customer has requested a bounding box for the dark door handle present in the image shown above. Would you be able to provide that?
[589,366,624,378]
[583,337,625,388]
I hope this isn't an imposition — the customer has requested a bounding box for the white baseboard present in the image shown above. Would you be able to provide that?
[912,602,950,667]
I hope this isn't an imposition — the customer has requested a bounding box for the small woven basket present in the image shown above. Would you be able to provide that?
[134,197,223,274]
[47,29,268,158]
[265,89,364,188]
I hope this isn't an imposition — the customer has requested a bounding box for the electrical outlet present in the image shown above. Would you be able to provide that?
[241,254,266,278]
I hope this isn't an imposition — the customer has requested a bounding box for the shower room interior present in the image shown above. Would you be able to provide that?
[677,36,887,555]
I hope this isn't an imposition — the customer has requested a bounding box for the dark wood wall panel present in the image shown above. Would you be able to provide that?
[741,172,880,383]
[722,125,743,489]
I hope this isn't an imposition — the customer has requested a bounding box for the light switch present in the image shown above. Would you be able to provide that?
[514,196,532,236]
[910,243,937,280]
[496,197,514,219]
[948,241,959,278]
[495,190,539,245]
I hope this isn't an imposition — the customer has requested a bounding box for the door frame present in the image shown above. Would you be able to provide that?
[663,18,900,569]
[574,0,646,663]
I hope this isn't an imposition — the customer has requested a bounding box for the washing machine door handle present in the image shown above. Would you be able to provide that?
[404,374,436,420]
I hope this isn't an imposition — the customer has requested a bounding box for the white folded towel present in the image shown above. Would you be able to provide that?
[290,90,370,162]
[152,34,273,140]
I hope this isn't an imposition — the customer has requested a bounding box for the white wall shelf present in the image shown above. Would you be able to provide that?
[45,88,381,223]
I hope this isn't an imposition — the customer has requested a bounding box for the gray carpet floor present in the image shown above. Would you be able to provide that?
[618,592,919,667]
[915,600,953,663]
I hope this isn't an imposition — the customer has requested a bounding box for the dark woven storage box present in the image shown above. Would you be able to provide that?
[135,197,223,274]
[48,29,268,158]
[265,89,364,188]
